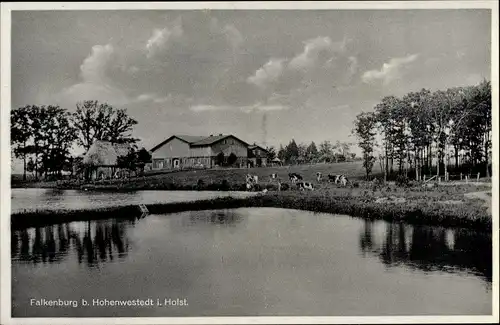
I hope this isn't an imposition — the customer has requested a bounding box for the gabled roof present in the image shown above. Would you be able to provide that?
[151,134,250,151]
[248,144,268,152]
[176,135,208,144]
[191,134,249,147]
[150,135,208,152]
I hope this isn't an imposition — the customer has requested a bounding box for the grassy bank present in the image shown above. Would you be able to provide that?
[11,188,491,231]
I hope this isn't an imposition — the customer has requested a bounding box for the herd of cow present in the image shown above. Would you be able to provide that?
[245,172,350,192]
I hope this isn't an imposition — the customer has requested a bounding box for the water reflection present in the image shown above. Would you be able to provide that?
[359,220,492,282]
[187,210,243,226]
[12,219,134,267]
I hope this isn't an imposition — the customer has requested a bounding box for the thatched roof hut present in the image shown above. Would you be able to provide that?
[83,140,133,166]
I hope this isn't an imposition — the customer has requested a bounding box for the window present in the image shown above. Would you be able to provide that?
[231,140,234,145]
[223,140,227,144]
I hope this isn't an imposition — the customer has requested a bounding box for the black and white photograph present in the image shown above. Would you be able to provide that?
[1,1,498,324]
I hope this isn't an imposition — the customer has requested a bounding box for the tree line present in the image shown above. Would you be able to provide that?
[353,80,492,181]
[266,139,356,165]
[11,100,149,181]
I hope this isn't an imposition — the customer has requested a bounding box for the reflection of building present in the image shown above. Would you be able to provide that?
[150,134,251,170]
[247,144,269,168]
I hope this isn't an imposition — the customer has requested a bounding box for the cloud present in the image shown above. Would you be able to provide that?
[190,102,289,113]
[244,36,359,111]
[241,103,289,113]
[80,44,114,84]
[190,104,230,112]
[289,36,347,71]
[361,54,419,85]
[247,58,285,88]
[145,23,183,59]
[57,44,130,108]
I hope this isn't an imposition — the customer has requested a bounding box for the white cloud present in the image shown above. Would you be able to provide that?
[190,104,230,112]
[145,24,183,59]
[80,44,114,84]
[136,93,156,102]
[362,54,419,85]
[289,36,347,71]
[247,58,285,88]
[57,43,130,108]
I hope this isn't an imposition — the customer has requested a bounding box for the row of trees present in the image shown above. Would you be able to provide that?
[267,140,355,165]
[11,100,141,180]
[353,80,492,181]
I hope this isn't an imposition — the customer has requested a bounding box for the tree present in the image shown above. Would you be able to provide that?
[284,139,299,164]
[136,148,152,174]
[277,145,286,162]
[306,141,319,163]
[266,146,277,160]
[318,140,333,162]
[297,143,308,164]
[11,105,76,180]
[10,106,33,180]
[353,112,377,180]
[72,100,138,151]
[116,148,137,175]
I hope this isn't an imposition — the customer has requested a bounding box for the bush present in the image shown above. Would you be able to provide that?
[220,179,230,191]
[396,175,410,187]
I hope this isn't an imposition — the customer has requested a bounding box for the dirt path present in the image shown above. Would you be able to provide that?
[464,191,492,215]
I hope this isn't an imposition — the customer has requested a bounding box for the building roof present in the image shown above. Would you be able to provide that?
[248,144,268,152]
[175,135,209,144]
[151,134,250,151]
[83,140,133,166]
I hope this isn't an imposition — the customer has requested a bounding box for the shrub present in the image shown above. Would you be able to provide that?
[220,179,230,191]
[396,175,410,187]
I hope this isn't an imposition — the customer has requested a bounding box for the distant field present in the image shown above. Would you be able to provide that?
[139,160,381,185]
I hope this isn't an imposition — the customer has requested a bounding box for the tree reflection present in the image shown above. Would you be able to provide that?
[359,221,492,282]
[12,218,132,268]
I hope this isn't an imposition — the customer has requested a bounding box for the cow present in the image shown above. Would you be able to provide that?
[339,175,349,187]
[269,173,278,182]
[297,182,314,191]
[327,174,345,184]
[288,173,303,184]
[246,174,258,184]
[245,174,259,191]
[316,172,322,182]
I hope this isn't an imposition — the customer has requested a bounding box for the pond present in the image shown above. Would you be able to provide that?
[10,188,257,213]
[11,208,492,317]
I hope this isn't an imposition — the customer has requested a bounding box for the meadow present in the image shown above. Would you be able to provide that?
[11,161,492,231]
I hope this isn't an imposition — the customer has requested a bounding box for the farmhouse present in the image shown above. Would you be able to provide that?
[247,143,269,167]
[83,140,133,180]
[150,134,250,170]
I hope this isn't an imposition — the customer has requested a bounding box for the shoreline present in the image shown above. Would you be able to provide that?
[11,191,491,232]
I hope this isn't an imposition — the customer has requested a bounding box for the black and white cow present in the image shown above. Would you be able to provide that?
[327,174,346,184]
[297,182,314,191]
[288,173,303,184]
[269,173,278,182]
[246,174,259,191]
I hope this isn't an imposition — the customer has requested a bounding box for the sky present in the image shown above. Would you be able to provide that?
[11,9,491,164]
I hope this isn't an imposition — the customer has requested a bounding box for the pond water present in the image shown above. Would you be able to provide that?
[10,188,256,213]
[11,208,492,317]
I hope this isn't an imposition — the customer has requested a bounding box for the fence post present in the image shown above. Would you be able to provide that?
[460,173,462,180]
[466,175,468,184]
[423,175,426,182]
[477,173,480,182]
[438,176,441,183]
